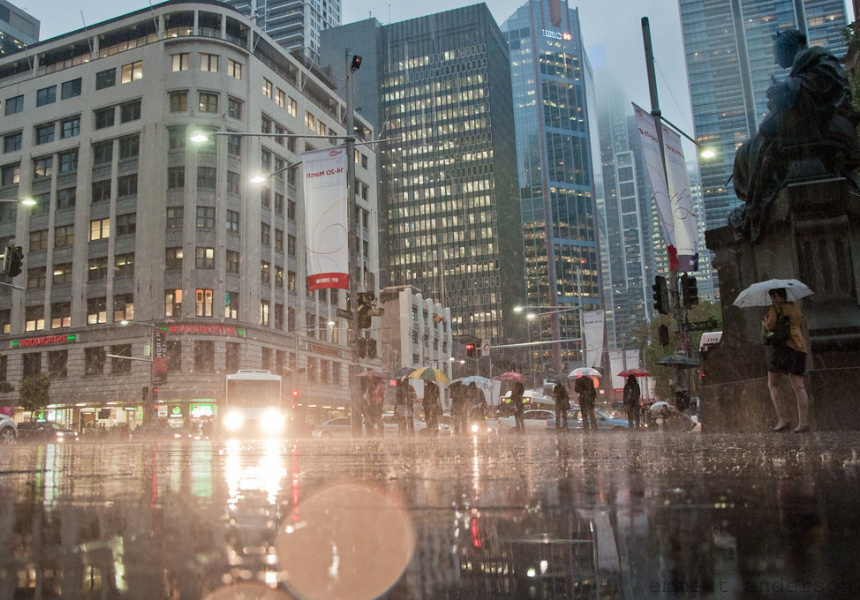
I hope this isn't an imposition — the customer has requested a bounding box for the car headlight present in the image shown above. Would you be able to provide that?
[470,423,479,433]
[224,411,244,431]
[260,409,286,434]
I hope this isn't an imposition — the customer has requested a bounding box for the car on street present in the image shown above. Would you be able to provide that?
[16,421,78,443]
[546,407,630,431]
[0,413,17,444]
[129,423,190,441]
[494,409,557,434]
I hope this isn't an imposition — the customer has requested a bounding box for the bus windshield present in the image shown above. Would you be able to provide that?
[226,379,281,407]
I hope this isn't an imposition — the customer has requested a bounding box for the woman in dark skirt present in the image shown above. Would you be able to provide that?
[764,288,810,433]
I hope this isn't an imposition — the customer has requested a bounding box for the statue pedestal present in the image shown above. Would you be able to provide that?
[702,176,860,431]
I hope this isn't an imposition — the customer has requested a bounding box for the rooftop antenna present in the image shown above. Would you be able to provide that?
[80,12,95,57]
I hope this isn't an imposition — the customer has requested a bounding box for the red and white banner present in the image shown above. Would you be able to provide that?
[633,103,698,272]
[303,146,349,291]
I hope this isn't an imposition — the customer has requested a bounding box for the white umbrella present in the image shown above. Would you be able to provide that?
[733,278,814,308]
[649,401,672,414]
[569,367,601,378]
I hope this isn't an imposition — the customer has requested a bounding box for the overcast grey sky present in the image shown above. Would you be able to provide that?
[28,0,855,148]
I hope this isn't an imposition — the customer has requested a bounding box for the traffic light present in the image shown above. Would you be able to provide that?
[465,343,477,358]
[681,274,699,308]
[351,54,363,71]
[152,387,159,402]
[652,275,669,315]
[357,292,372,329]
[2,245,23,277]
[291,389,299,409]
[658,324,670,346]
[366,339,377,359]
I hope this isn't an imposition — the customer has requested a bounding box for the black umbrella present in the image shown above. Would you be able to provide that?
[392,366,415,379]
[656,354,698,368]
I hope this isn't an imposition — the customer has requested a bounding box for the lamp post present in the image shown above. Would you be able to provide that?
[514,305,583,376]
[110,319,157,425]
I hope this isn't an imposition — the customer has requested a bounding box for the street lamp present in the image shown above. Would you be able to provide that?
[110,320,158,424]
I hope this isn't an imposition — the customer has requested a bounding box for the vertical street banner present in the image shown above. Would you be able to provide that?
[624,349,640,372]
[609,350,626,392]
[633,103,698,272]
[303,146,349,291]
[583,310,604,369]
[153,328,168,374]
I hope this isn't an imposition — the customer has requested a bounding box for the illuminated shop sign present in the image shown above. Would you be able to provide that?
[167,324,245,337]
[542,29,572,41]
[11,334,77,348]
[190,404,214,418]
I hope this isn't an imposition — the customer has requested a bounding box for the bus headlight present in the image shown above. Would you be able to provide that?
[224,411,244,431]
[261,409,286,434]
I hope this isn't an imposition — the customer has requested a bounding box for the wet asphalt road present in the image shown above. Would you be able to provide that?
[2,430,860,599]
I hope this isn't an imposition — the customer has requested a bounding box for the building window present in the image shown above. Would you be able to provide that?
[117,174,138,198]
[90,218,110,241]
[260,300,270,326]
[111,344,132,374]
[197,167,216,189]
[226,250,239,274]
[226,171,240,195]
[165,289,182,317]
[121,61,143,83]
[261,260,270,283]
[275,193,284,215]
[57,187,76,210]
[288,97,297,117]
[95,69,116,90]
[93,140,113,165]
[226,342,240,373]
[196,206,215,229]
[261,347,272,371]
[199,92,218,113]
[275,303,284,330]
[116,213,136,236]
[35,123,55,145]
[276,88,286,108]
[27,267,46,289]
[51,304,71,329]
[201,53,219,72]
[227,135,241,157]
[261,223,270,246]
[288,199,296,221]
[88,256,108,281]
[275,266,284,287]
[226,292,238,319]
[33,156,52,179]
[275,229,284,252]
[119,135,140,159]
[226,209,240,233]
[61,117,80,139]
[54,225,74,248]
[288,234,296,257]
[168,126,186,150]
[168,166,185,189]
[58,150,78,174]
[228,97,243,120]
[61,78,82,100]
[165,247,183,270]
[196,289,213,317]
[22,353,41,377]
[113,294,133,322]
[92,180,111,203]
[25,306,45,332]
[167,207,183,230]
[4,132,21,152]
[29,229,49,252]
[85,346,106,375]
[87,298,108,325]
[120,100,141,123]
[172,53,190,71]
[170,91,188,112]
[5,95,23,115]
[305,111,315,130]
[288,270,296,292]
[195,247,215,269]
[52,263,73,285]
[37,86,57,107]
[48,350,68,376]
[263,78,273,98]
[194,341,215,372]
[228,59,242,79]
[167,340,182,372]
[95,107,115,129]
[115,253,135,278]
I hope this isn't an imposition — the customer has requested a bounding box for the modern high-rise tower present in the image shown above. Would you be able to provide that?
[678,0,850,237]
[0,0,38,54]
[322,5,525,352]
[219,0,341,62]
[501,0,601,374]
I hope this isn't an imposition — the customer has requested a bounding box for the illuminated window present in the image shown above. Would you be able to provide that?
[196,289,213,316]
[121,61,143,83]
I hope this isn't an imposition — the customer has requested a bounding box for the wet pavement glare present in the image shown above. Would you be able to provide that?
[2,431,860,599]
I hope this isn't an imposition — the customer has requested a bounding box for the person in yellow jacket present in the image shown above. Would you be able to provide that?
[764,288,810,433]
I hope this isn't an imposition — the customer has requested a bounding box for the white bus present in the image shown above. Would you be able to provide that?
[222,370,286,437]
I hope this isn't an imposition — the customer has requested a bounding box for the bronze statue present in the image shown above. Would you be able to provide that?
[729,29,860,242]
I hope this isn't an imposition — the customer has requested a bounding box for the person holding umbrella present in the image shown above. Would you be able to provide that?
[424,380,441,436]
[574,375,597,431]
[511,381,526,433]
[552,380,570,430]
[764,287,810,433]
[623,375,641,429]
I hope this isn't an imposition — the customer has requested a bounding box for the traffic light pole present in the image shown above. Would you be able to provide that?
[346,49,362,437]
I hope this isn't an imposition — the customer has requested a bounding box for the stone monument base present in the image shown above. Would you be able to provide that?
[702,176,860,432]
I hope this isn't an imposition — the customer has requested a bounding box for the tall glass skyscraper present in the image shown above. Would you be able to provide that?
[322,5,525,349]
[679,0,850,238]
[502,0,600,374]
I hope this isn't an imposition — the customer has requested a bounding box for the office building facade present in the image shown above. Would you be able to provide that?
[322,5,525,355]
[0,1,377,429]
[502,0,601,375]
[0,0,37,55]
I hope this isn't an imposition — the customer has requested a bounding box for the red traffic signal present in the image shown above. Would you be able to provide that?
[292,389,299,397]
[466,343,477,358]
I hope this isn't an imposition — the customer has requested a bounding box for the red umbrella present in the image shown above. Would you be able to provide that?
[496,371,525,383]
[617,368,652,377]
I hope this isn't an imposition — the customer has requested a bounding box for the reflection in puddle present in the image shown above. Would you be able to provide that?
[1,435,860,598]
